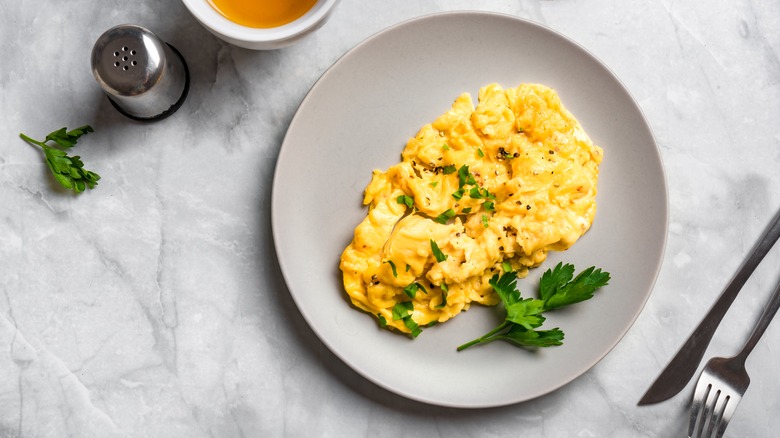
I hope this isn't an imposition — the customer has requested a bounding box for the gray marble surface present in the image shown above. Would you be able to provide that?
[1,1,779,437]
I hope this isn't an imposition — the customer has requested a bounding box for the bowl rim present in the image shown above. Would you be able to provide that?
[182,0,339,43]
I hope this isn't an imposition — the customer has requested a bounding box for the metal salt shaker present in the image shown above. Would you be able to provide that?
[91,24,190,121]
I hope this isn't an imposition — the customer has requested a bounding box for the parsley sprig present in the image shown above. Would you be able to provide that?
[19,125,100,193]
[457,262,610,351]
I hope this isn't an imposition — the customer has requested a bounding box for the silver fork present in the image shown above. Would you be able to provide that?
[688,275,780,438]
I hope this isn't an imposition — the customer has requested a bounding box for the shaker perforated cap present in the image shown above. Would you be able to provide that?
[91,25,189,121]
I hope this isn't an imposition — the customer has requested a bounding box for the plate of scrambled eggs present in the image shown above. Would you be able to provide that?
[272,11,667,407]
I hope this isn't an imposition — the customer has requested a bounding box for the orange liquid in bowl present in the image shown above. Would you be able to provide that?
[208,0,319,28]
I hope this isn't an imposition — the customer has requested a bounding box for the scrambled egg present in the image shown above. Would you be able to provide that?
[339,83,603,335]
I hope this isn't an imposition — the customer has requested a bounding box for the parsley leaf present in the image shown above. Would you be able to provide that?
[403,283,418,298]
[403,282,428,299]
[457,263,609,351]
[489,270,520,307]
[430,240,448,262]
[469,187,485,199]
[539,262,575,300]
[404,317,422,338]
[452,188,465,200]
[505,298,546,330]
[498,325,564,347]
[542,264,611,310]
[45,126,94,149]
[442,165,457,174]
[19,125,101,193]
[385,260,398,277]
[434,209,456,224]
[392,302,422,338]
[392,302,414,320]
[436,288,448,308]
[457,164,477,187]
[397,195,414,209]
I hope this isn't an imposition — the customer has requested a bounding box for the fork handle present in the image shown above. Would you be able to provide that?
[735,273,780,364]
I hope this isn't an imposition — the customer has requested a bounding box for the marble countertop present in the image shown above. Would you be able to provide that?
[2,1,779,437]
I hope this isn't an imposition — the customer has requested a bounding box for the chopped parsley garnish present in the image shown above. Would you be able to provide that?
[457,164,477,187]
[404,318,422,338]
[442,165,457,174]
[385,260,398,277]
[481,214,489,228]
[450,163,496,202]
[469,187,485,199]
[435,286,449,309]
[452,188,465,200]
[377,314,388,327]
[477,148,485,157]
[403,282,428,299]
[430,240,448,262]
[436,285,447,309]
[392,302,421,338]
[392,301,413,320]
[434,209,456,224]
[483,201,495,211]
[396,194,414,209]
[469,186,493,200]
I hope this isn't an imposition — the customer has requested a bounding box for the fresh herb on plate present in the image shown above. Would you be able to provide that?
[392,302,421,338]
[435,283,448,309]
[457,164,477,187]
[384,260,398,277]
[19,125,100,193]
[430,239,448,262]
[434,208,456,224]
[403,282,428,299]
[442,165,457,175]
[397,194,414,209]
[457,262,610,351]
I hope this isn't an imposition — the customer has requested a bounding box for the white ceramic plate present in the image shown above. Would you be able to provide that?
[271,11,667,408]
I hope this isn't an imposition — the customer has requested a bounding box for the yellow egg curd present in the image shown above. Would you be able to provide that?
[339,83,603,335]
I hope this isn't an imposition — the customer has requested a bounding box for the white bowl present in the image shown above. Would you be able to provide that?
[182,0,340,50]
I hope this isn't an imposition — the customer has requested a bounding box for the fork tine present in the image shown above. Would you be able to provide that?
[706,390,730,438]
[690,385,740,438]
[689,381,712,438]
[714,393,740,438]
[701,388,721,437]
